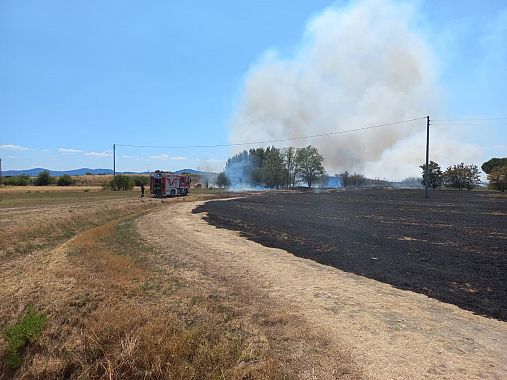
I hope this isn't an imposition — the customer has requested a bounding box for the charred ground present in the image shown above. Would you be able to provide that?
[193,190,507,321]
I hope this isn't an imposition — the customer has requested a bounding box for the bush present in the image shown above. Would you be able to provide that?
[34,171,53,186]
[104,174,134,191]
[2,175,31,186]
[133,175,149,186]
[4,306,47,369]
[57,174,74,186]
[339,171,366,187]
[216,171,230,188]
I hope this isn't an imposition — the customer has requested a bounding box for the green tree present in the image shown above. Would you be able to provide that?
[487,165,507,192]
[420,161,443,190]
[282,147,298,189]
[133,175,149,186]
[105,174,134,190]
[34,170,52,186]
[464,164,481,190]
[443,163,481,191]
[216,171,230,188]
[262,147,285,188]
[295,145,325,187]
[56,174,74,186]
[481,157,507,174]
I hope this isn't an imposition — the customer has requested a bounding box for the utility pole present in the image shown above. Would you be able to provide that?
[0,158,2,186]
[425,115,430,198]
[113,144,116,191]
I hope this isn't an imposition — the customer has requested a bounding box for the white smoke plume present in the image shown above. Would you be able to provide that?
[229,0,479,180]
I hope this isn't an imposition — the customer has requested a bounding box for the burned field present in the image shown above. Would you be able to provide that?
[194,190,507,321]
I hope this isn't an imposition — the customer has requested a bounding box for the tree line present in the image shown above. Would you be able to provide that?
[216,145,325,188]
[1,171,75,186]
[0,171,150,190]
[420,157,507,191]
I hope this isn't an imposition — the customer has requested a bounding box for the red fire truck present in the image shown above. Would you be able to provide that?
[150,172,191,197]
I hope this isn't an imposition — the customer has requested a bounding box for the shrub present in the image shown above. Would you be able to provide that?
[104,174,134,190]
[34,171,53,186]
[4,306,47,369]
[57,174,74,186]
[2,175,31,186]
[133,175,149,186]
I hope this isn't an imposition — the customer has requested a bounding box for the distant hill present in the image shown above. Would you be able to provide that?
[2,167,217,177]
[2,168,116,177]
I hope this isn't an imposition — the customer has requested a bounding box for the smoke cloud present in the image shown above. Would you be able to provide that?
[229,0,478,180]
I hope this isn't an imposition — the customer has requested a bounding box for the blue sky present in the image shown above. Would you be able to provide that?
[1,0,506,175]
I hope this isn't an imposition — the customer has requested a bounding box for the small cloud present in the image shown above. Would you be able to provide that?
[85,151,111,157]
[150,154,170,160]
[196,158,225,163]
[0,144,28,151]
[58,148,83,153]
[150,154,188,161]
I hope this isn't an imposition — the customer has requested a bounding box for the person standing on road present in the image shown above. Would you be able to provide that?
[140,183,145,197]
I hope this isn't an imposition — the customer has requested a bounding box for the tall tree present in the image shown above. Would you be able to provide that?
[282,147,298,189]
[248,148,267,186]
[463,164,481,191]
[420,161,443,190]
[34,170,52,186]
[481,157,507,174]
[262,147,285,188]
[295,145,325,188]
[487,165,507,192]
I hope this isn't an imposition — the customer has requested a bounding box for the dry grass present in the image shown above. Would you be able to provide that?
[0,195,292,379]
[0,191,154,259]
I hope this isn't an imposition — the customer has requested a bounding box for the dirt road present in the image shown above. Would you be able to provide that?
[138,199,507,380]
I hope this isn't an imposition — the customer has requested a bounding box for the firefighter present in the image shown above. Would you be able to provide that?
[140,183,145,197]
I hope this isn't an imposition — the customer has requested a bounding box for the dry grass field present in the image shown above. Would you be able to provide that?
[1,187,351,379]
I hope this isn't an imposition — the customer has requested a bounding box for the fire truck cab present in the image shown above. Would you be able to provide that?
[150,172,191,197]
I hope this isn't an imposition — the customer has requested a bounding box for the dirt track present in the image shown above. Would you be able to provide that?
[139,199,507,380]
[194,190,507,320]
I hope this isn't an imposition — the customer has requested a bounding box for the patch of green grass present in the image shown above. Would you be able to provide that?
[63,230,76,238]
[4,306,47,369]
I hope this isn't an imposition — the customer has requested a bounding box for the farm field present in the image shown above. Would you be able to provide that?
[194,189,507,321]
[2,187,506,379]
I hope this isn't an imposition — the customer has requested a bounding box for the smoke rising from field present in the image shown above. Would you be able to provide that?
[229,0,479,179]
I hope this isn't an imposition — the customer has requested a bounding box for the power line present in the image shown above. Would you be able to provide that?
[116,116,427,150]
[431,117,507,122]
[431,122,507,127]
